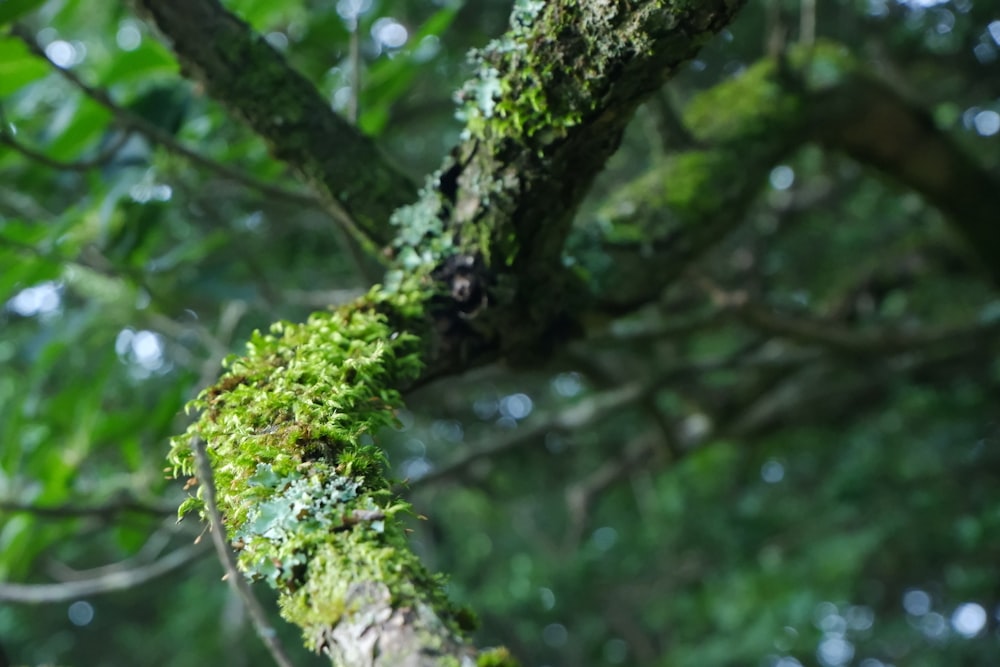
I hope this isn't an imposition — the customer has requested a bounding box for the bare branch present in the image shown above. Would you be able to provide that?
[0,544,203,604]
[0,102,133,171]
[9,24,322,211]
[564,430,663,544]
[190,436,297,667]
[408,382,649,491]
[696,276,1000,355]
[0,498,173,520]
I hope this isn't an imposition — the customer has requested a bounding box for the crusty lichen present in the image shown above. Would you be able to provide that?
[456,0,677,147]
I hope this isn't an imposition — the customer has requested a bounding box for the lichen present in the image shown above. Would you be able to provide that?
[455,0,642,146]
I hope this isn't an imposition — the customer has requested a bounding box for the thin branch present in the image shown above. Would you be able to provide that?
[190,436,296,667]
[649,88,698,152]
[696,276,1000,355]
[564,430,662,544]
[800,0,816,46]
[0,102,133,171]
[130,0,417,248]
[282,287,367,308]
[0,498,173,520]
[408,382,649,490]
[8,24,322,211]
[0,544,203,604]
[45,523,183,581]
[347,16,361,126]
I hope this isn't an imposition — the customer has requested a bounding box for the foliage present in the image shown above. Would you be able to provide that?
[2,0,1000,666]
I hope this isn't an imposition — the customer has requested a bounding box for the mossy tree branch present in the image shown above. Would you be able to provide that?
[154,1,747,665]
[133,0,416,249]
[585,41,1000,311]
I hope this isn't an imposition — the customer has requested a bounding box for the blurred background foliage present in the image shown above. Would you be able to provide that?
[1,0,999,666]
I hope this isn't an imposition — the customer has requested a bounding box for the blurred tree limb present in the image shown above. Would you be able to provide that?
[9,24,322,211]
[0,544,204,604]
[587,41,1000,314]
[131,0,416,250]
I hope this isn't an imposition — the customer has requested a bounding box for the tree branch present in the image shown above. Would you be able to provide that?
[408,382,650,491]
[0,544,203,604]
[159,2,747,665]
[0,498,173,520]
[10,24,321,210]
[584,41,1000,315]
[132,0,417,249]
[0,102,133,171]
[811,72,1000,280]
[191,436,297,667]
[695,275,1000,355]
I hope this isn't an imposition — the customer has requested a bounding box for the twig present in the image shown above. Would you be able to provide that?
[0,498,173,520]
[650,88,698,152]
[408,382,648,490]
[347,15,361,125]
[9,24,321,211]
[693,273,1000,354]
[0,544,203,604]
[44,523,184,581]
[0,102,133,171]
[564,430,662,546]
[190,436,296,667]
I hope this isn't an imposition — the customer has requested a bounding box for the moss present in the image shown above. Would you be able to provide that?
[455,0,653,147]
[683,59,800,144]
[477,646,521,667]
[169,300,424,521]
[167,280,475,641]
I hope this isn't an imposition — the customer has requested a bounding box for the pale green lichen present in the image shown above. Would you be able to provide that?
[388,176,457,273]
[455,0,591,144]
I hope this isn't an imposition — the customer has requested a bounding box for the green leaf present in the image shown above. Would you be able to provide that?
[0,0,47,25]
[0,36,49,95]
[44,96,113,160]
[100,40,178,84]
[360,7,458,135]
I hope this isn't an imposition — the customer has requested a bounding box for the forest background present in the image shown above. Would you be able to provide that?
[2,0,1000,666]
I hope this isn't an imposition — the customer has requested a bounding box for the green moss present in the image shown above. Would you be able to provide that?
[168,301,424,524]
[167,282,476,641]
[684,59,800,144]
[477,646,521,667]
[455,0,621,146]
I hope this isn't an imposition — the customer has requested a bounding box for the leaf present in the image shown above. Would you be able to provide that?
[100,40,178,85]
[360,7,458,135]
[0,0,47,25]
[0,36,49,95]
[44,96,113,160]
